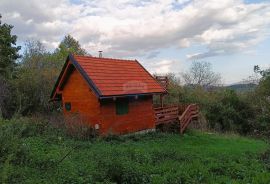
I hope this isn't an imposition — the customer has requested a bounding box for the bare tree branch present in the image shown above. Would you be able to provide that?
[182,61,221,87]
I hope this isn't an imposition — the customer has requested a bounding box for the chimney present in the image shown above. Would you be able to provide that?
[98,51,102,58]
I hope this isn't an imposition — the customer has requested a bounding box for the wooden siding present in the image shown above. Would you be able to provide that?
[100,96,155,135]
[62,69,101,125]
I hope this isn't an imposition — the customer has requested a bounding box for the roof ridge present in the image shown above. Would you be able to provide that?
[74,55,136,62]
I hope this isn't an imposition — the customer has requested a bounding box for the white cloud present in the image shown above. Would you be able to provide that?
[142,58,182,76]
[1,0,270,58]
[150,60,174,74]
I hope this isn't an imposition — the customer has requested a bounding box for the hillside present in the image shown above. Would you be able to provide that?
[0,119,269,184]
[226,83,257,92]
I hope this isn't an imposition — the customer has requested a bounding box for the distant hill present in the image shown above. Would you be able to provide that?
[226,83,257,92]
[183,83,257,92]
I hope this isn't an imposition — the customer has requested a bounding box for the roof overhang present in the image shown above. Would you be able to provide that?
[99,92,167,100]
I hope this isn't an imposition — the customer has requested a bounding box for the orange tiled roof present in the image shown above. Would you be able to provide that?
[51,54,166,99]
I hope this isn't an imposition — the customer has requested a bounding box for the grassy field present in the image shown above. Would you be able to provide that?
[0,118,270,184]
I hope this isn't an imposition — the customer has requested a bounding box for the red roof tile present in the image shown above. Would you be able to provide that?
[74,55,166,97]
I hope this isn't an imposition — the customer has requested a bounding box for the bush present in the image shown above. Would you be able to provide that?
[205,90,255,134]
[0,119,29,164]
[63,114,98,140]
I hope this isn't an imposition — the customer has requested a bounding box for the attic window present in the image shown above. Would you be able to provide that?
[116,98,129,115]
[65,102,71,111]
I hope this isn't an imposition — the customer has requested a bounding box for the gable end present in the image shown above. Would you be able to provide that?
[50,54,102,101]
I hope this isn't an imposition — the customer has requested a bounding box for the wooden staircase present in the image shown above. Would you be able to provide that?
[178,104,199,133]
[154,104,199,133]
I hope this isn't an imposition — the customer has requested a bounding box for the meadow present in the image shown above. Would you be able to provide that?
[0,118,269,184]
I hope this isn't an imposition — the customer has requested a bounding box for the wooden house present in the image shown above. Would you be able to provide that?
[50,54,166,135]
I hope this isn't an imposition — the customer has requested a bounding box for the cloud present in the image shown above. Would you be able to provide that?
[148,59,174,74]
[186,1,270,59]
[143,58,183,75]
[1,0,270,58]
[146,51,160,59]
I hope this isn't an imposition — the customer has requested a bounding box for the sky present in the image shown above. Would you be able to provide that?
[1,0,270,84]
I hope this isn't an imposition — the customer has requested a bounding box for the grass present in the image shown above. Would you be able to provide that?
[0,118,270,184]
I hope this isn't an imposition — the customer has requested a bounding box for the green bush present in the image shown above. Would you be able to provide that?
[205,90,254,134]
[0,119,29,164]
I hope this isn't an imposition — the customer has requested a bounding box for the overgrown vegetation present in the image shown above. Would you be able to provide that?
[159,66,270,137]
[0,118,269,183]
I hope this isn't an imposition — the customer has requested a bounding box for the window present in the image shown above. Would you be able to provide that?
[116,98,129,115]
[65,102,71,111]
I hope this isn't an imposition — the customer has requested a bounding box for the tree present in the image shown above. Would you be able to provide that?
[253,65,270,103]
[54,34,88,59]
[0,14,21,79]
[254,65,270,79]
[0,77,16,118]
[182,61,221,87]
[0,15,20,118]
[60,34,87,54]
[14,40,56,115]
[246,65,270,136]
[51,34,89,70]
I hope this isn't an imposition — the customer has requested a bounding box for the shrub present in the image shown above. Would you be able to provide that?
[205,90,254,134]
[63,114,98,140]
[0,119,29,164]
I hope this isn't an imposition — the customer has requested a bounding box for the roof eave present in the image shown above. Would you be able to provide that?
[69,54,102,97]
[135,59,168,93]
[50,56,70,100]
[99,91,167,99]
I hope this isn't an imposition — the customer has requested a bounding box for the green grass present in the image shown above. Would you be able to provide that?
[0,118,270,184]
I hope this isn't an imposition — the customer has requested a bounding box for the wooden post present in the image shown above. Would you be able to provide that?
[160,94,164,108]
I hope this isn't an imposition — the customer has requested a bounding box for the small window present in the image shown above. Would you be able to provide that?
[116,98,129,115]
[65,102,71,111]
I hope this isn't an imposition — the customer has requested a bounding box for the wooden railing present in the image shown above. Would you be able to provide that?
[179,104,199,133]
[154,104,199,133]
[154,106,179,125]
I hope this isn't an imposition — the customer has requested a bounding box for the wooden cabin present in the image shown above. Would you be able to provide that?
[50,54,166,135]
